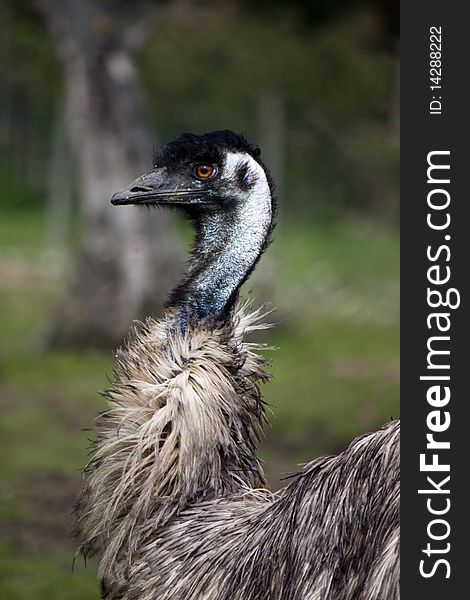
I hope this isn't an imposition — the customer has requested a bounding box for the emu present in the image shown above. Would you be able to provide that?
[74,131,400,599]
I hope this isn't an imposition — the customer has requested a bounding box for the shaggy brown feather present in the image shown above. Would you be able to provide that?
[74,301,399,599]
[74,302,271,582]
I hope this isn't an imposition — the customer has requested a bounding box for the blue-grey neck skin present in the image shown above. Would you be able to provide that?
[168,153,273,326]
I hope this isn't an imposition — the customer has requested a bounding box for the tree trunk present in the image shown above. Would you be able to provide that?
[45,103,72,270]
[35,0,181,347]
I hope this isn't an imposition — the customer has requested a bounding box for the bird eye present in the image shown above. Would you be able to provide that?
[194,163,216,180]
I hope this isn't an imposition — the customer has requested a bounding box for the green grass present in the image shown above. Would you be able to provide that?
[0,544,99,600]
[265,316,398,450]
[269,219,399,323]
[0,208,399,597]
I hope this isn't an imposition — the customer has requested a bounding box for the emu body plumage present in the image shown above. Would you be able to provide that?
[74,131,400,599]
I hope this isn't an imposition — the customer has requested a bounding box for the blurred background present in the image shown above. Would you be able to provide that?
[0,0,399,597]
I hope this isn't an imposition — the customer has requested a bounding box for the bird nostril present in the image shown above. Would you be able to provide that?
[130,186,149,193]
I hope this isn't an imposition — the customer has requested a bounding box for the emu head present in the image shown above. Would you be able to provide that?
[111,130,276,325]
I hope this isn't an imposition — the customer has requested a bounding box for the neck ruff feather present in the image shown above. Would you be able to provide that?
[74,300,272,574]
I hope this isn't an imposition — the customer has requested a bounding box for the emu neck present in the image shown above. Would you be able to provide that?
[169,191,272,324]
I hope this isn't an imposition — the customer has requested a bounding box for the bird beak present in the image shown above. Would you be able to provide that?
[111,168,210,206]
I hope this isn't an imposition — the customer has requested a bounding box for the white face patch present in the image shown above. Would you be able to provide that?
[223,152,244,179]
[224,152,266,184]
[223,152,272,224]
[198,151,273,302]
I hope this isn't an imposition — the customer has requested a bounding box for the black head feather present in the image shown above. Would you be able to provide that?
[153,130,262,172]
